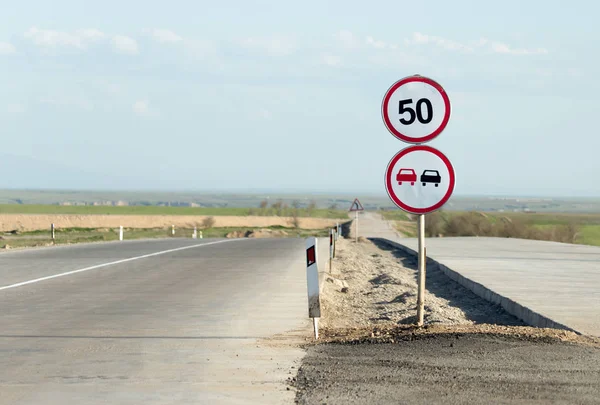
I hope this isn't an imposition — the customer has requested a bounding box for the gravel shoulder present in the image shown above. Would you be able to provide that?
[294,237,600,404]
[321,237,523,331]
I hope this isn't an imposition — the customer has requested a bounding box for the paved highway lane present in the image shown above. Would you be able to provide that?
[0,238,318,404]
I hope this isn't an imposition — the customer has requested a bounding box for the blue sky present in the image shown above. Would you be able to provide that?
[1,0,599,196]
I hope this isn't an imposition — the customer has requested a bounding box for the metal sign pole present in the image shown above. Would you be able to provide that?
[416,214,426,326]
[355,211,358,242]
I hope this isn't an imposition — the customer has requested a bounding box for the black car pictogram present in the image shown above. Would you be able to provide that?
[421,170,441,187]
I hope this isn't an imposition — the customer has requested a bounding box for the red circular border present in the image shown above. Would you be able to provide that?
[381,76,451,144]
[385,145,455,214]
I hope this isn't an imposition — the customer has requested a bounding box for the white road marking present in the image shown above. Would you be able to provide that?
[0,239,237,292]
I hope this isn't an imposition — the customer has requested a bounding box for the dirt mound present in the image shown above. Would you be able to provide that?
[226,229,289,238]
[321,238,523,329]
[249,229,288,238]
[319,323,600,347]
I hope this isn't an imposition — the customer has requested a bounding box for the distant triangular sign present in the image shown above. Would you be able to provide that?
[349,198,364,212]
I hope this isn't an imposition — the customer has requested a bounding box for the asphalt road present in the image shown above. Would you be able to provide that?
[295,334,600,405]
[0,238,320,404]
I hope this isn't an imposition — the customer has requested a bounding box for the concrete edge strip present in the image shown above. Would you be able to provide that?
[372,238,581,335]
[0,239,238,292]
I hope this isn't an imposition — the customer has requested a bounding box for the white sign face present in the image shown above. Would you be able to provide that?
[385,145,455,214]
[382,76,451,144]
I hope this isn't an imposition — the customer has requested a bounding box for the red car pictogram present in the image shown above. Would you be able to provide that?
[396,168,416,186]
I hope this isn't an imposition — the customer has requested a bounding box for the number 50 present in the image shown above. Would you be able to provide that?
[398,98,433,125]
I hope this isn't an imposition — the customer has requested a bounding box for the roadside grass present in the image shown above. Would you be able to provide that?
[0,226,330,249]
[0,204,348,219]
[382,209,600,247]
[394,221,417,237]
[578,225,600,246]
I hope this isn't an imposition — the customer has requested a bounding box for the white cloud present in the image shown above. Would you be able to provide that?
[321,53,341,67]
[365,36,387,49]
[133,100,149,116]
[240,36,294,55]
[152,29,182,43]
[39,96,93,111]
[107,83,121,94]
[25,27,84,48]
[334,30,359,49]
[112,35,139,54]
[405,32,548,56]
[405,32,473,52]
[258,108,272,120]
[24,27,106,50]
[6,103,25,113]
[567,68,583,78]
[490,41,548,55]
[77,28,105,41]
[0,42,15,54]
[249,108,272,121]
[473,37,489,47]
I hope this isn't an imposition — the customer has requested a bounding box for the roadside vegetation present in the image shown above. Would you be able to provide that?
[381,210,600,246]
[0,225,330,250]
[0,202,348,219]
[380,210,417,237]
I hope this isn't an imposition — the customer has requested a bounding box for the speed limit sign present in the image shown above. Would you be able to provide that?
[382,75,451,144]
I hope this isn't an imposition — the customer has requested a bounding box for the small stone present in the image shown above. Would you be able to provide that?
[341,287,349,293]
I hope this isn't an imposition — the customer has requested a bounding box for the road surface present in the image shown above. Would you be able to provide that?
[360,212,600,337]
[0,238,321,404]
[295,333,600,405]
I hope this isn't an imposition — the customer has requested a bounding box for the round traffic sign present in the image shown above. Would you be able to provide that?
[382,75,451,144]
[385,145,455,214]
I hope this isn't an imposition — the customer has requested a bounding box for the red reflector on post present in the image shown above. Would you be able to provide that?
[307,246,316,267]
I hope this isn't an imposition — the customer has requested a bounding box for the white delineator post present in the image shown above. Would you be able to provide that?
[172,225,175,236]
[119,226,124,241]
[416,214,426,326]
[332,227,337,259]
[51,223,55,241]
[199,231,203,239]
[192,227,197,239]
[305,237,321,339]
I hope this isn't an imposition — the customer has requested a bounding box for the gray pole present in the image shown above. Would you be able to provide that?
[416,214,426,326]
[355,211,358,242]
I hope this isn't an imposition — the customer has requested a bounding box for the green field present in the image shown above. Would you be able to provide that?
[0,226,330,250]
[381,209,600,247]
[0,204,348,219]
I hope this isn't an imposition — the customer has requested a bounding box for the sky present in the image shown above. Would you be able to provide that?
[1,0,599,197]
